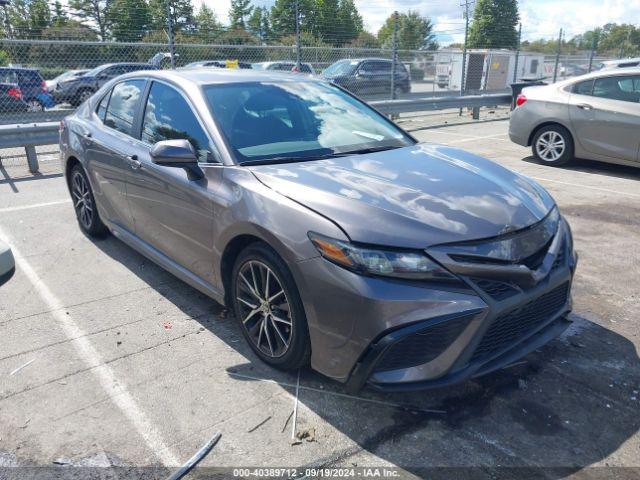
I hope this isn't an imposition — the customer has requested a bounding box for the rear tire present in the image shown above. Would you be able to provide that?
[70,164,108,237]
[72,89,93,107]
[231,242,311,370]
[532,125,574,166]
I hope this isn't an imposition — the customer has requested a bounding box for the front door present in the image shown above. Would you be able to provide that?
[570,74,640,162]
[125,81,218,282]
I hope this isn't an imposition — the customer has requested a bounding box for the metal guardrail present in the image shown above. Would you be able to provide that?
[0,122,59,173]
[0,94,512,174]
[370,93,513,115]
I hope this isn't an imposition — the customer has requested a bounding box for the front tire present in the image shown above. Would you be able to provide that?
[231,243,311,370]
[532,125,574,166]
[70,164,108,237]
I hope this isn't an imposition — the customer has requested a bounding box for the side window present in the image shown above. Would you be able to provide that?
[103,80,145,136]
[359,62,373,74]
[96,90,111,121]
[141,82,213,163]
[593,76,640,103]
[573,79,593,95]
[376,61,392,73]
[300,64,312,74]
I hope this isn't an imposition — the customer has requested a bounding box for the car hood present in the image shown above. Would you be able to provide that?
[249,144,555,249]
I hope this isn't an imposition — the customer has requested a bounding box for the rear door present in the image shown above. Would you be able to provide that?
[125,80,218,281]
[569,74,640,161]
[83,79,146,232]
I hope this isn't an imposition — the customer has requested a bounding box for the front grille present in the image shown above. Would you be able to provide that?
[373,315,473,373]
[470,282,570,362]
[472,278,520,300]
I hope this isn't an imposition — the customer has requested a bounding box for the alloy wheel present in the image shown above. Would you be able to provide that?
[235,260,293,358]
[535,131,566,162]
[79,90,92,103]
[26,100,43,112]
[71,170,94,229]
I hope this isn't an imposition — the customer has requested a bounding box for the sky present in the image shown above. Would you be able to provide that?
[206,0,640,45]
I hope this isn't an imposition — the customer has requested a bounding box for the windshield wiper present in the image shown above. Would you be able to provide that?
[337,145,402,155]
[240,145,403,166]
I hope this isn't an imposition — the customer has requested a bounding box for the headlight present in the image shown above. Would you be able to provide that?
[308,232,457,281]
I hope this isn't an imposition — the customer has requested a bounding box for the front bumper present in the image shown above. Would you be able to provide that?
[294,217,577,392]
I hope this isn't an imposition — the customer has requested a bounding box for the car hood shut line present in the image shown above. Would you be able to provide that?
[250,144,556,249]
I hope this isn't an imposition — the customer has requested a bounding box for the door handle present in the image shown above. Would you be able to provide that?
[126,154,142,169]
[577,103,593,111]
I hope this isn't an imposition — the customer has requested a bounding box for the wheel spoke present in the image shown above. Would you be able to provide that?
[271,313,292,326]
[263,319,275,356]
[270,316,289,348]
[264,269,271,300]
[268,289,285,303]
[239,272,261,300]
[250,263,261,298]
[243,307,261,325]
[237,297,257,309]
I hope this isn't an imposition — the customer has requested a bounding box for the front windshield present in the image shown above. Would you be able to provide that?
[323,60,357,77]
[203,81,414,164]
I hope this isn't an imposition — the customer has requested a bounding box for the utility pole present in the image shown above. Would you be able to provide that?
[390,11,398,100]
[295,0,301,70]
[166,0,175,69]
[459,0,471,115]
[553,28,562,83]
[513,23,522,83]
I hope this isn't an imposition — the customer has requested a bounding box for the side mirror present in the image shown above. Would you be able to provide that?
[150,139,204,180]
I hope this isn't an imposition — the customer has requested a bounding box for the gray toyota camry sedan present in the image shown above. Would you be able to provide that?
[60,69,577,392]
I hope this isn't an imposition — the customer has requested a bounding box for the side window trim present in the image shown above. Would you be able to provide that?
[95,88,113,122]
[140,79,222,164]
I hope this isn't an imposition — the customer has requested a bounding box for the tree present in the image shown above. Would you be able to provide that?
[216,28,260,45]
[7,0,31,38]
[51,1,71,27]
[229,0,252,30]
[336,0,362,45]
[315,0,338,41]
[348,31,380,48]
[194,4,223,42]
[270,0,315,39]
[467,0,519,49]
[108,0,151,41]
[68,0,112,40]
[148,0,196,34]
[29,0,51,35]
[247,6,271,43]
[378,11,437,50]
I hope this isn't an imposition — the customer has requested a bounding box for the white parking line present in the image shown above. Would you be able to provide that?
[530,177,640,199]
[0,199,71,213]
[0,225,179,467]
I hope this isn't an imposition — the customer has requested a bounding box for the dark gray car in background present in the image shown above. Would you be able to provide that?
[54,62,159,106]
[60,69,577,392]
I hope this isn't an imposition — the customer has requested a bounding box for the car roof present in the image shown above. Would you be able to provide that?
[0,66,40,72]
[555,66,640,86]
[119,68,324,86]
[601,58,640,66]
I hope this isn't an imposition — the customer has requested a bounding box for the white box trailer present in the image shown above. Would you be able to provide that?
[434,50,545,91]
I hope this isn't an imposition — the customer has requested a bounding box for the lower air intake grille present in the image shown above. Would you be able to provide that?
[470,282,570,362]
[472,278,520,300]
[373,315,473,373]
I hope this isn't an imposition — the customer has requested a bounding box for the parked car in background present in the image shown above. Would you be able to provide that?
[0,83,29,113]
[322,58,411,97]
[598,58,640,70]
[184,60,253,69]
[53,63,159,106]
[252,61,316,75]
[46,69,88,92]
[60,68,576,392]
[0,67,54,111]
[509,68,640,168]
